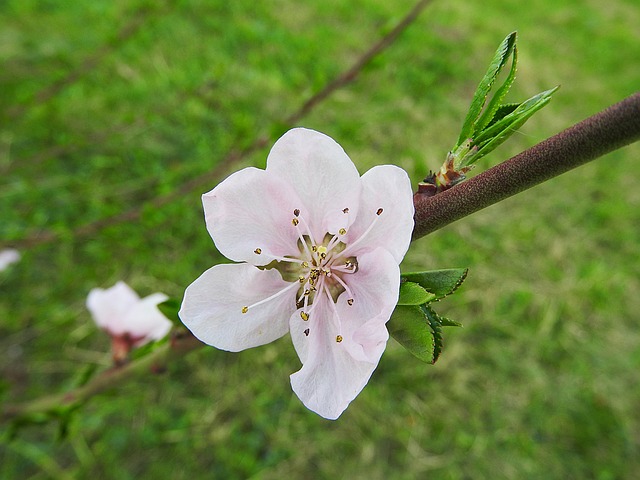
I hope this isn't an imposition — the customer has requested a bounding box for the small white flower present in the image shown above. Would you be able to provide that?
[87,281,172,361]
[179,128,414,419]
[0,249,21,272]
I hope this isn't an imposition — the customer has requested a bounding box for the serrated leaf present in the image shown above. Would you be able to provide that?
[401,268,468,301]
[388,305,435,363]
[422,304,444,364]
[457,31,517,145]
[472,86,559,161]
[475,43,518,133]
[157,298,182,326]
[438,316,462,327]
[485,102,520,129]
[397,281,436,305]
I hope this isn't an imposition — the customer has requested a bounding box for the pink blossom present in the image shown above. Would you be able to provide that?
[0,249,20,271]
[180,128,414,419]
[87,281,172,362]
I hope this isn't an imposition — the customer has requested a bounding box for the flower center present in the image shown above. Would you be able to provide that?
[242,206,383,343]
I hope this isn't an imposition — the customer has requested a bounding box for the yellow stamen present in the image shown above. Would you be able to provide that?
[241,306,249,314]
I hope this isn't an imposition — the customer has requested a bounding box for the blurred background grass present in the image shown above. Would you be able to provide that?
[1,0,639,478]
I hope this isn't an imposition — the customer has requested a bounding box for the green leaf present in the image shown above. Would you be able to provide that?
[475,43,518,134]
[397,281,436,305]
[457,31,517,145]
[157,298,182,326]
[401,268,468,301]
[485,102,520,128]
[130,336,167,361]
[388,305,435,363]
[422,304,444,364]
[472,86,559,161]
[438,315,463,327]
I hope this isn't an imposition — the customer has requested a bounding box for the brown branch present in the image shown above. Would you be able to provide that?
[412,92,640,240]
[286,0,434,125]
[3,0,433,251]
[5,2,168,120]
[1,331,203,424]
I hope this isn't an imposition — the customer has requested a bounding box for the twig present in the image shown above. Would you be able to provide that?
[412,92,640,240]
[1,331,202,423]
[5,2,168,120]
[286,0,434,125]
[2,0,433,251]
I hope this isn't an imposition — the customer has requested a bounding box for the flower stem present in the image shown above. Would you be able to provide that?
[412,92,640,240]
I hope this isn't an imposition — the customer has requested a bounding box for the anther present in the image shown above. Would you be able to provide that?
[304,289,311,296]
[339,228,346,235]
[300,311,309,321]
[298,275,305,283]
[347,298,354,306]
[293,208,300,217]
[342,208,349,214]
[302,261,309,268]
[254,248,262,254]
[311,245,318,252]
[241,306,249,314]
[292,218,299,226]
[304,328,310,336]
[376,208,383,216]
[336,335,343,343]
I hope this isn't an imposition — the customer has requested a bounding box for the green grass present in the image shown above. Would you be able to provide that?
[1,0,639,478]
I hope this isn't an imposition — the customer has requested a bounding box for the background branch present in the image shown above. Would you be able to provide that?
[1,331,202,424]
[2,0,433,252]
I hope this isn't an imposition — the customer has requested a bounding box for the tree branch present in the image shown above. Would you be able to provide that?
[3,0,433,251]
[1,331,202,424]
[413,93,640,240]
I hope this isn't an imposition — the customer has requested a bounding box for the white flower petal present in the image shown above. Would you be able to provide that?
[86,281,140,333]
[290,300,389,420]
[0,249,21,271]
[123,293,171,344]
[203,167,303,265]
[180,263,295,352]
[345,165,414,263]
[266,128,362,238]
[289,248,399,419]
